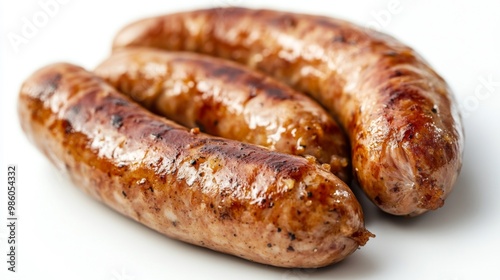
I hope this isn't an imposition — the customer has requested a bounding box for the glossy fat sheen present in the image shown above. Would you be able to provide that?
[18,63,372,268]
[94,48,350,181]
[113,8,465,216]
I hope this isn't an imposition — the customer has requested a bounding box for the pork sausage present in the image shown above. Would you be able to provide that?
[18,63,372,268]
[112,7,465,216]
[95,48,350,181]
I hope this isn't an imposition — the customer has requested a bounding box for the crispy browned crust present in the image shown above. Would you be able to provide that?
[18,63,372,268]
[94,48,350,181]
[113,7,464,216]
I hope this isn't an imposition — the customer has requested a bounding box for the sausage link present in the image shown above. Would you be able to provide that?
[112,8,464,216]
[95,48,350,181]
[18,63,372,268]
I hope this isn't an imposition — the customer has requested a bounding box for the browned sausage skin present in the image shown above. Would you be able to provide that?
[112,8,464,216]
[94,48,350,181]
[18,63,372,268]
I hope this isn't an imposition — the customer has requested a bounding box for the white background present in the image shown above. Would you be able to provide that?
[1,0,499,279]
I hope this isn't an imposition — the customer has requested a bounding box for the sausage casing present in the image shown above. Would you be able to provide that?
[95,48,350,181]
[18,63,372,268]
[112,8,465,216]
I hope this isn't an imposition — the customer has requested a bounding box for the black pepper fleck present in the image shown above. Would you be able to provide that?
[111,114,123,129]
[150,132,163,140]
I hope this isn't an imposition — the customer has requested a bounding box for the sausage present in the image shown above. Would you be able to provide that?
[18,63,372,268]
[94,48,350,181]
[112,7,465,216]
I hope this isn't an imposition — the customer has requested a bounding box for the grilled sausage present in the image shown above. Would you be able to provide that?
[94,48,350,181]
[112,7,465,216]
[18,63,372,268]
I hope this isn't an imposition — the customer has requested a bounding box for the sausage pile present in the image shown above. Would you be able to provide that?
[18,7,464,268]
